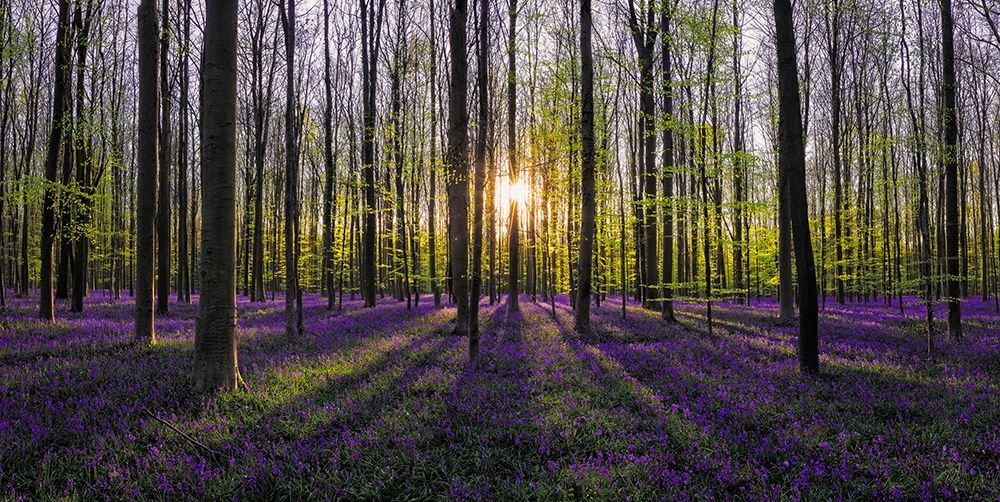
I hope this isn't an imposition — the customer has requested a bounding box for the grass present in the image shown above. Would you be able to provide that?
[0,291,997,499]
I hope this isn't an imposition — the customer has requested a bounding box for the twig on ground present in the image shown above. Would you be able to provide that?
[142,408,225,459]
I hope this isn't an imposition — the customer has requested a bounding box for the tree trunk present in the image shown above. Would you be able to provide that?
[773,0,819,374]
[659,1,676,322]
[469,0,488,357]
[429,0,441,307]
[156,0,171,315]
[731,0,745,304]
[446,0,470,334]
[40,0,71,315]
[135,0,158,339]
[322,0,336,310]
[360,0,382,308]
[940,0,962,341]
[281,0,300,339]
[177,0,191,303]
[575,0,595,332]
[71,2,93,314]
[826,7,845,306]
[194,0,242,393]
[506,0,520,312]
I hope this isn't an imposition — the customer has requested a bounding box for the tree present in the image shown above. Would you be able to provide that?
[626,0,657,309]
[773,0,819,374]
[360,0,385,308]
[428,0,441,307]
[940,0,961,341]
[247,0,277,303]
[446,0,470,335]
[0,0,7,309]
[824,2,847,306]
[659,0,676,322]
[506,0,520,312]
[469,0,489,358]
[135,0,159,340]
[193,0,243,393]
[281,0,302,339]
[900,0,934,352]
[70,0,97,314]
[38,0,71,320]
[575,0,595,332]
[731,0,745,305]
[156,0,172,315]
[177,0,192,303]
[322,0,336,310]
[390,0,409,307]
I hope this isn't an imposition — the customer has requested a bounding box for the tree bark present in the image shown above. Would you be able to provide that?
[446,0,470,334]
[659,0,676,322]
[70,2,94,314]
[940,0,962,341]
[506,0,520,312]
[135,0,159,339]
[193,0,242,393]
[429,0,441,307]
[773,0,819,374]
[575,0,595,332]
[156,0,172,315]
[360,0,383,308]
[322,0,336,310]
[469,0,489,357]
[281,0,301,339]
[177,0,191,303]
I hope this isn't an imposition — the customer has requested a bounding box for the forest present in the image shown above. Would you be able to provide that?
[0,0,998,497]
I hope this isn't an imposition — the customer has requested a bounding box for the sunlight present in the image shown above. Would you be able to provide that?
[496,176,531,220]
[508,180,529,205]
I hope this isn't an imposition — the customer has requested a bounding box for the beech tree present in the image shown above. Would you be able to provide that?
[281,0,302,339]
[575,0,595,332]
[135,0,158,340]
[506,0,520,312]
[940,0,962,342]
[446,0,470,334]
[469,0,489,356]
[193,0,242,392]
[773,0,819,374]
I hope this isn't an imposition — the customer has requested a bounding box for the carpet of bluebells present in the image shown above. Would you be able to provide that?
[1,290,998,499]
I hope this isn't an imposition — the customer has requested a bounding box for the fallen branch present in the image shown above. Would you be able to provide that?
[142,408,225,459]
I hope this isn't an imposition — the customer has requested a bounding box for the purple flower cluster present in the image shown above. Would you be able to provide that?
[0,291,996,499]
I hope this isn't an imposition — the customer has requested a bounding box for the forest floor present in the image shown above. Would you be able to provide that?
[1,291,998,499]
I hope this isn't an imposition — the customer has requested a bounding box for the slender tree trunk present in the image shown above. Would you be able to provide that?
[40,1,70,310]
[773,0,819,374]
[135,0,158,339]
[506,0,520,312]
[731,0,745,304]
[322,0,336,310]
[826,7,845,305]
[660,1,676,322]
[469,0,489,357]
[446,0,470,334]
[281,0,300,339]
[575,0,595,332]
[940,0,962,341]
[156,0,171,315]
[390,0,409,307]
[360,0,382,308]
[428,1,441,307]
[71,3,93,313]
[177,0,191,303]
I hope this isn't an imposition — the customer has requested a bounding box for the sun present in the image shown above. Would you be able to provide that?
[508,180,529,205]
